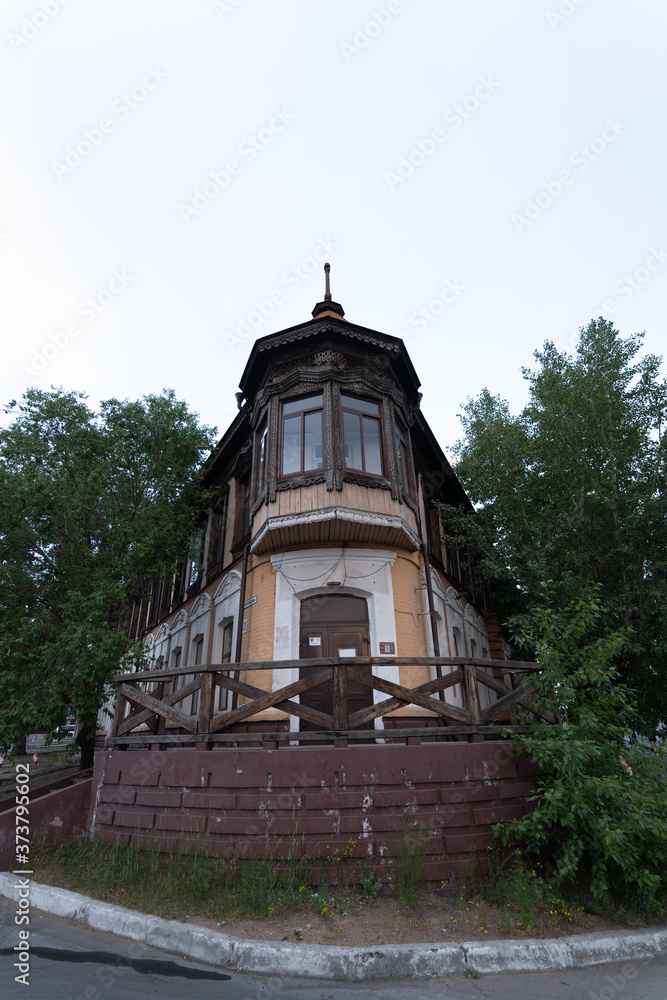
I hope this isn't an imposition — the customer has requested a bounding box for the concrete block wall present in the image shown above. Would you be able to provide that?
[90,743,538,886]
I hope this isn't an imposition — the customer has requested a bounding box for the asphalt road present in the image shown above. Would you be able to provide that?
[1,898,664,999]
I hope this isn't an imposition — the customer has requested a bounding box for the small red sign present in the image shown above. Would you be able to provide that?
[379,642,395,654]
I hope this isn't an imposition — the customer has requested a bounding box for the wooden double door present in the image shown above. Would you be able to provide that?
[298,594,373,731]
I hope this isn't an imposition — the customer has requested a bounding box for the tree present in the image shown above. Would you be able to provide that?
[0,388,216,767]
[497,587,667,916]
[439,319,667,731]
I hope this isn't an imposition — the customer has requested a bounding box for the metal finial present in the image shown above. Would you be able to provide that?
[324,262,332,301]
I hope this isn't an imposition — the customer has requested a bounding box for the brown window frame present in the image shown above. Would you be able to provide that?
[255,421,268,498]
[207,493,228,573]
[395,418,413,495]
[218,620,233,711]
[279,393,324,478]
[340,393,385,478]
[189,635,204,716]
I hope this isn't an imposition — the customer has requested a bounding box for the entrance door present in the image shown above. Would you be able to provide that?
[298,595,372,731]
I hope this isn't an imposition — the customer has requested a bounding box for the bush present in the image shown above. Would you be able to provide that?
[496,586,667,917]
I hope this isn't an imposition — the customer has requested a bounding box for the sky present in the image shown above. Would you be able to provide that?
[1,0,666,452]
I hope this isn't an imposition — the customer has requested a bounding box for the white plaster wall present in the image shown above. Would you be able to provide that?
[212,570,242,664]
[270,547,399,731]
[430,575,464,708]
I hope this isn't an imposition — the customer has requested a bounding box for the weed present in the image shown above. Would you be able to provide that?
[482,848,573,931]
[498,909,512,933]
[394,826,428,909]
[356,862,382,901]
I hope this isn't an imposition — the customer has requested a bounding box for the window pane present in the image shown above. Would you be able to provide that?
[303,410,323,471]
[221,622,233,662]
[341,394,379,415]
[283,393,323,416]
[257,426,267,492]
[282,415,301,475]
[343,411,362,469]
[396,427,410,490]
[363,417,382,474]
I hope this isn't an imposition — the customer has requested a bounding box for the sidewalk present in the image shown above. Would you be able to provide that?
[1,874,665,981]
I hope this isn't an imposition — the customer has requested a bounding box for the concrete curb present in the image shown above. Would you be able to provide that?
[1,873,665,981]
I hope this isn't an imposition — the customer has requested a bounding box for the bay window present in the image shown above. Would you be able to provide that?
[341,394,383,476]
[280,393,323,476]
[396,420,412,494]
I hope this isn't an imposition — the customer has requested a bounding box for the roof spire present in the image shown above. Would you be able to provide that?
[312,262,346,320]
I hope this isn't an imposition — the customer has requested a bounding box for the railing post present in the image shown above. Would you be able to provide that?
[463,662,482,726]
[333,662,348,730]
[151,680,165,750]
[198,670,215,738]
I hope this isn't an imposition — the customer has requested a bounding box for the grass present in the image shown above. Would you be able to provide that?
[31,834,384,924]
[479,846,580,932]
[394,826,428,908]
[34,833,657,936]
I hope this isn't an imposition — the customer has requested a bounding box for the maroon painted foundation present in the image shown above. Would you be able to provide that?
[90,743,538,885]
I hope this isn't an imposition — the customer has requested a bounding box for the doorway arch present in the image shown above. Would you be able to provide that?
[298,593,373,731]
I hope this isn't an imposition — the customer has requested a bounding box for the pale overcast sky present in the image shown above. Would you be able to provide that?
[1,0,665,451]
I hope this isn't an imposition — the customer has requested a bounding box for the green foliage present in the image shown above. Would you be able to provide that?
[439,319,667,732]
[394,826,428,908]
[482,849,573,931]
[356,861,382,900]
[0,388,217,753]
[496,587,667,917]
[33,834,308,922]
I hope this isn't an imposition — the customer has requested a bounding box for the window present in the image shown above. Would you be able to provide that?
[396,420,412,493]
[208,497,227,571]
[280,393,323,476]
[159,574,173,615]
[189,636,204,715]
[170,647,182,697]
[234,472,251,545]
[427,504,444,564]
[218,621,233,711]
[341,395,383,476]
[255,423,268,496]
[188,530,205,589]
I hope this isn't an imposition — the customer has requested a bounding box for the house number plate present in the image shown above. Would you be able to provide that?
[379,642,395,654]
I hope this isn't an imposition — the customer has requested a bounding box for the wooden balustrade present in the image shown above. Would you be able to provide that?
[106,656,554,747]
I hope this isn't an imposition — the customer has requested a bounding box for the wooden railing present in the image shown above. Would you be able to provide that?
[107,657,554,747]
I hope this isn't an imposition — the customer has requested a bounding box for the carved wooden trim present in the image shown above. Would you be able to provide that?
[324,382,334,491]
[383,396,400,500]
[275,472,327,492]
[342,472,392,490]
[268,396,279,503]
[250,491,266,518]
[332,382,343,491]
